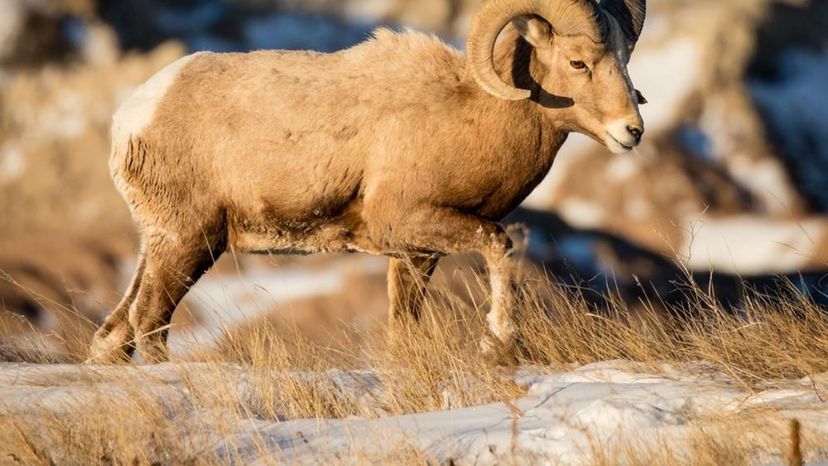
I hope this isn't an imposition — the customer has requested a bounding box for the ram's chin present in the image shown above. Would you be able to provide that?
[604,136,634,154]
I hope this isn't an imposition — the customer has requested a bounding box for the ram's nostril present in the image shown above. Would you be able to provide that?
[627,126,643,143]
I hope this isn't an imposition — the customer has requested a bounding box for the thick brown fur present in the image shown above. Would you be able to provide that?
[90,6,646,363]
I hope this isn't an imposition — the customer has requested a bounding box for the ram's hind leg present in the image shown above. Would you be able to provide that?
[130,233,225,363]
[88,255,146,364]
[387,256,440,325]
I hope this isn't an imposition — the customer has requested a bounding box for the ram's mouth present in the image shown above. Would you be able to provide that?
[605,133,635,153]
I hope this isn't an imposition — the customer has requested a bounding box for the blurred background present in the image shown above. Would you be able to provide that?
[1,0,828,356]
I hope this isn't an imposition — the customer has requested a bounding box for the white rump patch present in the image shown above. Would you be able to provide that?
[111,52,204,145]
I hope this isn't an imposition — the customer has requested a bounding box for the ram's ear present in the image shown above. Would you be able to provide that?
[512,15,553,49]
[635,89,648,105]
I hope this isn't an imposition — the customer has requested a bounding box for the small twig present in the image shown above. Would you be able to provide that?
[789,419,803,466]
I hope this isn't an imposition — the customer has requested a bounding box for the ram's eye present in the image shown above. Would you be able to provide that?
[570,60,587,70]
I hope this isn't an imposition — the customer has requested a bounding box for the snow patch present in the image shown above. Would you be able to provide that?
[3,361,827,464]
[558,199,606,230]
[0,144,24,180]
[681,216,828,275]
[628,38,703,133]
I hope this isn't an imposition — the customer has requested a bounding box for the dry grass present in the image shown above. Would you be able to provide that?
[588,411,828,466]
[480,270,828,385]
[591,418,777,466]
[2,263,828,464]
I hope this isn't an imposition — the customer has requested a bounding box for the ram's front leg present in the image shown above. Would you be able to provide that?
[480,237,518,357]
[384,208,518,359]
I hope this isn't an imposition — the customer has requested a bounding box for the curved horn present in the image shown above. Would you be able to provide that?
[467,0,603,101]
[600,0,646,43]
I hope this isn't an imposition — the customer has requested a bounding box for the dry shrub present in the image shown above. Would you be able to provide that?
[209,296,523,420]
[341,441,437,466]
[510,272,828,385]
[3,260,828,464]
[1,380,225,464]
[5,260,828,385]
[0,301,97,364]
[215,320,366,420]
[375,290,526,414]
[588,411,828,466]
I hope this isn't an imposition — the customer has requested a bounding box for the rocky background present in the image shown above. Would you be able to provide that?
[2,0,828,356]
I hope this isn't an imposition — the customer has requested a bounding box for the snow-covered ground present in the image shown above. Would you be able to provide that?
[3,361,827,464]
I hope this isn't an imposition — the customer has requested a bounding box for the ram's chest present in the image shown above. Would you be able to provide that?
[457,117,564,220]
[483,159,555,218]
[438,142,561,220]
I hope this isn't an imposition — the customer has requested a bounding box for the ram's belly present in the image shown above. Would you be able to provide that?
[226,172,370,255]
[229,209,373,255]
[230,221,367,255]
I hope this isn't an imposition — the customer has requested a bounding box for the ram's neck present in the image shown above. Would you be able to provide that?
[484,27,566,159]
[456,33,567,210]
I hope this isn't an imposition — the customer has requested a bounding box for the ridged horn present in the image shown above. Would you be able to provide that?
[467,0,603,101]
[599,0,646,43]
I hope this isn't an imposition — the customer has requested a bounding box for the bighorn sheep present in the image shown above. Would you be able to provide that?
[90,0,647,363]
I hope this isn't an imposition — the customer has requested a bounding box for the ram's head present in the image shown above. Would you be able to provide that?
[468,0,648,154]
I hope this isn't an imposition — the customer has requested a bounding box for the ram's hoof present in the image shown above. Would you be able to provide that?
[479,333,517,366]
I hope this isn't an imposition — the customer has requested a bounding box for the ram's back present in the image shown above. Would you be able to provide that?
[109,28,470,238]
